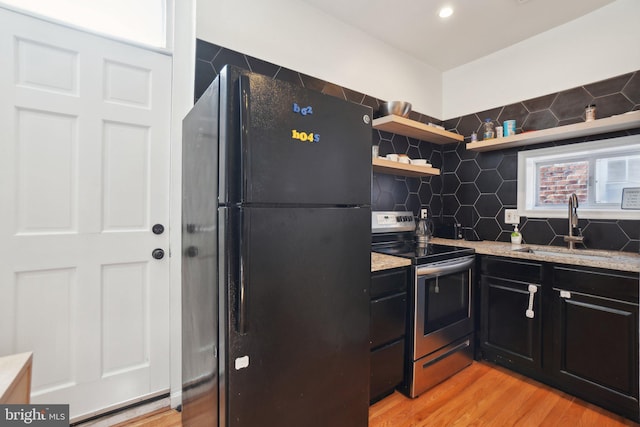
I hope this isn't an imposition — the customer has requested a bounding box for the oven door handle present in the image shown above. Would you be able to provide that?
[416,256,474,277]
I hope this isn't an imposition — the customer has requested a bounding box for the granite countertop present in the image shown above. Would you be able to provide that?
[430,237,640,273]
[371,239,640,273]
[371,252,411,272]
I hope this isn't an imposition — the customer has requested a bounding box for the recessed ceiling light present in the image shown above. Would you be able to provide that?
[439,6,453,18]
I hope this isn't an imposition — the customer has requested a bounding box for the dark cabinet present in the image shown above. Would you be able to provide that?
[550,265,639,421]
[370,292,407,348]
[480,276,542,372]
[478,256,640,422]
[370,268,408,403]
[479,257,543,375]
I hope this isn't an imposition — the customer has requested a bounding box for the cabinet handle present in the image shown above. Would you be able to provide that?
[526,284,537,319]
[560,290,571,299]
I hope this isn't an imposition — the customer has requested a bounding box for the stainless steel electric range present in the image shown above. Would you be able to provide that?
[372,211,476,398]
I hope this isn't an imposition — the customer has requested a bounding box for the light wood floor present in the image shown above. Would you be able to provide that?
[369,362,639,427]
[121,362,639,426]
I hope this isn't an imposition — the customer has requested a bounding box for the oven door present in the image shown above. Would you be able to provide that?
[413,256,474,360]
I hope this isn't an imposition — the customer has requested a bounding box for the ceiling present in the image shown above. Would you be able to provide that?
[298,0,616,71]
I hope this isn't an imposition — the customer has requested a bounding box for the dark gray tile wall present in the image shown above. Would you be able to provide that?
[195,39,640,253]
[441,72,640,253]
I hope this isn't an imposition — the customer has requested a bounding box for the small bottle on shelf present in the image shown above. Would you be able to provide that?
[482,118,495,140]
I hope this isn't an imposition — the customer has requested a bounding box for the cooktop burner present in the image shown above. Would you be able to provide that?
[373,242,474,264]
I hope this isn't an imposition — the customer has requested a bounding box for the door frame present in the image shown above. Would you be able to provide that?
[168,0,195,410]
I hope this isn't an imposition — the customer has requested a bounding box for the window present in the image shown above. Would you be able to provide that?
[517,135,640,220]
[0,0,168,48]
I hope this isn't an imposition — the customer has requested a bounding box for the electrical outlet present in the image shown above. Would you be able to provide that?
[505,209,520,224]
[421,209,428,219]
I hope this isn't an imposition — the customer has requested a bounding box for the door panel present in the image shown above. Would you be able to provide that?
[16,109,77,232]
[102,122,152,230]
[218,65,372,206]
[14,268,75,391]
[224,206,370,427]
[0,7,171,420]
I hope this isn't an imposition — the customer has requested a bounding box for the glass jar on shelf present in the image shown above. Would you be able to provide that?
[482,118,495,140]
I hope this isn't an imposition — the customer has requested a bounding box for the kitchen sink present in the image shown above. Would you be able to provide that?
[511,247,612,261]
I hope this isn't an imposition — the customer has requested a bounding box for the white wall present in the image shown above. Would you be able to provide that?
[197,0,639,121]
[442,0,640,120]
[196,0,443,118]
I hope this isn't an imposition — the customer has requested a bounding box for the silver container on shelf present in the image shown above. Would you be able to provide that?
[379,101,412,117]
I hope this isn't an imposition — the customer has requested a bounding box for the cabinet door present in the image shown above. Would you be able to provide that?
[552,289,639,420]
[370,339,405,403]
[480,275,542,373]
[370,268,408,349]
[369,268,408,403]
[370,292,407,349]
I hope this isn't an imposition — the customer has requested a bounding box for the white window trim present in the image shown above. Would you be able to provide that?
[517,135,640,220]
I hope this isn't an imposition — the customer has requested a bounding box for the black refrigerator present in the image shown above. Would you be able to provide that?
[181,65,372,427]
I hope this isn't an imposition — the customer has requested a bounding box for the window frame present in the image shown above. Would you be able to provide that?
[0,0,172,51]
[517,134,640,220]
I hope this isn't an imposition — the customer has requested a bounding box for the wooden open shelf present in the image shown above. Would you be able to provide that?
[372,115,464,145]
[373,157,440,177]
[466,110,640,152]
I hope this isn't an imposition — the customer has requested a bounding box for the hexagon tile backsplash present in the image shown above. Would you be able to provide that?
[441,72,640,253]
[195,39,640,253]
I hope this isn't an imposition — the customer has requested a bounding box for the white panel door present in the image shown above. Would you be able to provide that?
[0,7,171,420]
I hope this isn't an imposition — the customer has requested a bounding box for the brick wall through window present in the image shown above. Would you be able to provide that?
[537,162,588,205]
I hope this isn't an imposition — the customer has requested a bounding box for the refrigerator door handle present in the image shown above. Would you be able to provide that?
[236,75,250,335]
[237,208,248,334]
[238,74,250,200]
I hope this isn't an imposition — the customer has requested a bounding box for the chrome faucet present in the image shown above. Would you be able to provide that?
[563,193,584,249]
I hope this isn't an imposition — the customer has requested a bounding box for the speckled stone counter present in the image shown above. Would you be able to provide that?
[429,237,640,273]
[371,252,411,272]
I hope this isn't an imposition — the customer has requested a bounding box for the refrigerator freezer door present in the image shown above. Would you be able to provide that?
[181,79,220,427]
[221,206,371,427]
[218,65,372,206]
